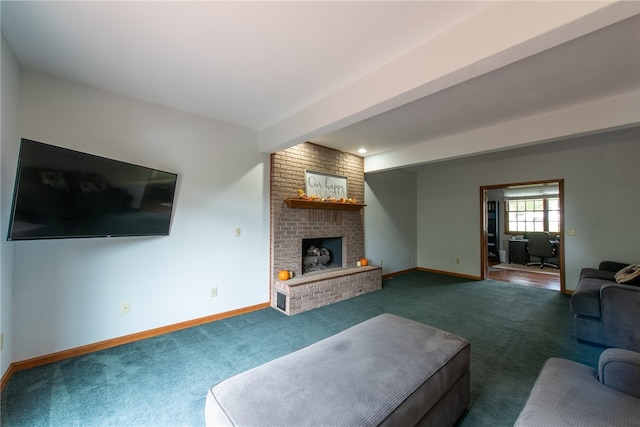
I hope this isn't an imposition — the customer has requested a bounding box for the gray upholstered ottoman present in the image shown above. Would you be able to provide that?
[205,313,470,426]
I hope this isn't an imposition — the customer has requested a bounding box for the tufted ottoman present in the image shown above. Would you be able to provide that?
[205,313,470,426]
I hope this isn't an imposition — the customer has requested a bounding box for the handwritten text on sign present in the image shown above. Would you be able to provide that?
[305,171,347,199]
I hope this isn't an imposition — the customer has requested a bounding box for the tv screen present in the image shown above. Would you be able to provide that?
[7,139,178,240]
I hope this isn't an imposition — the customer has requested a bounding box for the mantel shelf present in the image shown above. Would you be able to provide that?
[284,198,366,211]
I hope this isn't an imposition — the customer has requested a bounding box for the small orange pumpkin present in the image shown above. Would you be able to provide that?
[360,258,368,266]
[278,270,290,281]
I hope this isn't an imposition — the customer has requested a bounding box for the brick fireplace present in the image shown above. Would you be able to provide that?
[270,143,382,315]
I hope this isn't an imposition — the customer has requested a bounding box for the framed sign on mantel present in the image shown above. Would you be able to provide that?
[305,170,347,199]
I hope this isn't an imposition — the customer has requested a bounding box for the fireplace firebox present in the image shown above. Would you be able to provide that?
[302,237,343,274]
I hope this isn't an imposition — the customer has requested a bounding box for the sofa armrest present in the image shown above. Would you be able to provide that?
[601,284,640,352]
[598,261,629,273]
[598,348,640,398]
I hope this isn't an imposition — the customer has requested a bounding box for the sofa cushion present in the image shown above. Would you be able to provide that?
[580,268,617,282]
[571,278,608,318]
[599,261,632,273]
[615,263,640,286]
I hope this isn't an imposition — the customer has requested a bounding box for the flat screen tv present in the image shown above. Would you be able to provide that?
[7,139,178,240]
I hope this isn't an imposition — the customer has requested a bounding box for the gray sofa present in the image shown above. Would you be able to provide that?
[570,261,640,352]
[514,348,640,426]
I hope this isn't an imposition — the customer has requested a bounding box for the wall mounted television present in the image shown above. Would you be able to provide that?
[7,139,178,241]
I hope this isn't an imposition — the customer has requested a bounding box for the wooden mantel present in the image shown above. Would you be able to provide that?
[284,199,365,211]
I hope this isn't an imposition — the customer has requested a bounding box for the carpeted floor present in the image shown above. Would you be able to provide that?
[1,271,603,426]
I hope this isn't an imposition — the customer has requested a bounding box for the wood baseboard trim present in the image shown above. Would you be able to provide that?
[1,363,16,392]
[417,267,481,281]
[2,302,270,390]
[382,268,417,279]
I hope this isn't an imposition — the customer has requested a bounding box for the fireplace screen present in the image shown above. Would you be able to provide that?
[302,237,343,274]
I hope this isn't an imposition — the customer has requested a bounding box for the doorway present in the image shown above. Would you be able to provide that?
[480,180,565,293]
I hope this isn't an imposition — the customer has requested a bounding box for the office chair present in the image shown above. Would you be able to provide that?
[526,231,559,269]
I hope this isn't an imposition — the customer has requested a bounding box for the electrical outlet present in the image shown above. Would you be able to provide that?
[121,302,130,314]
[456,258,460,264]
[235,227,241,237]
[567,229,577,236]
[0,333,4,351]
[379,259,383,267]
[211,287,218,298]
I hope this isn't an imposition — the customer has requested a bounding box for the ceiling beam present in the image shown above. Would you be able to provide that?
[364,90,640,173]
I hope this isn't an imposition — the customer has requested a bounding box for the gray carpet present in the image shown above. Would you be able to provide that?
[1,271,603,426]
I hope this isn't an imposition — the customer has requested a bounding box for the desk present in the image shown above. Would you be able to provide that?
[509,239,529,265]
[508,238,560,265]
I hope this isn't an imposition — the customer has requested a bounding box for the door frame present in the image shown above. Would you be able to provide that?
[480,179,566,293]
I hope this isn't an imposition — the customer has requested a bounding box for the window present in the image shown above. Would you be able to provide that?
[506,197,559,234]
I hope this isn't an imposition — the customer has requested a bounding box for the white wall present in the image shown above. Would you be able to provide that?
[416,127,640,290]
[1,35,21,377]
[364,169,417,275]
[12,71,270,361]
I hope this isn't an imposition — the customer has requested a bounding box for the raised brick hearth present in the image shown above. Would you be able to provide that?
[274,266,381,315]
[270,143,382,315]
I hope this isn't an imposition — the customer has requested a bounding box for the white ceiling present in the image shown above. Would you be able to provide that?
[2,1,639,171]
[1,1,488,129]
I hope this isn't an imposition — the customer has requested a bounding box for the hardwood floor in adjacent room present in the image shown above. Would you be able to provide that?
[487,262,560,291]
